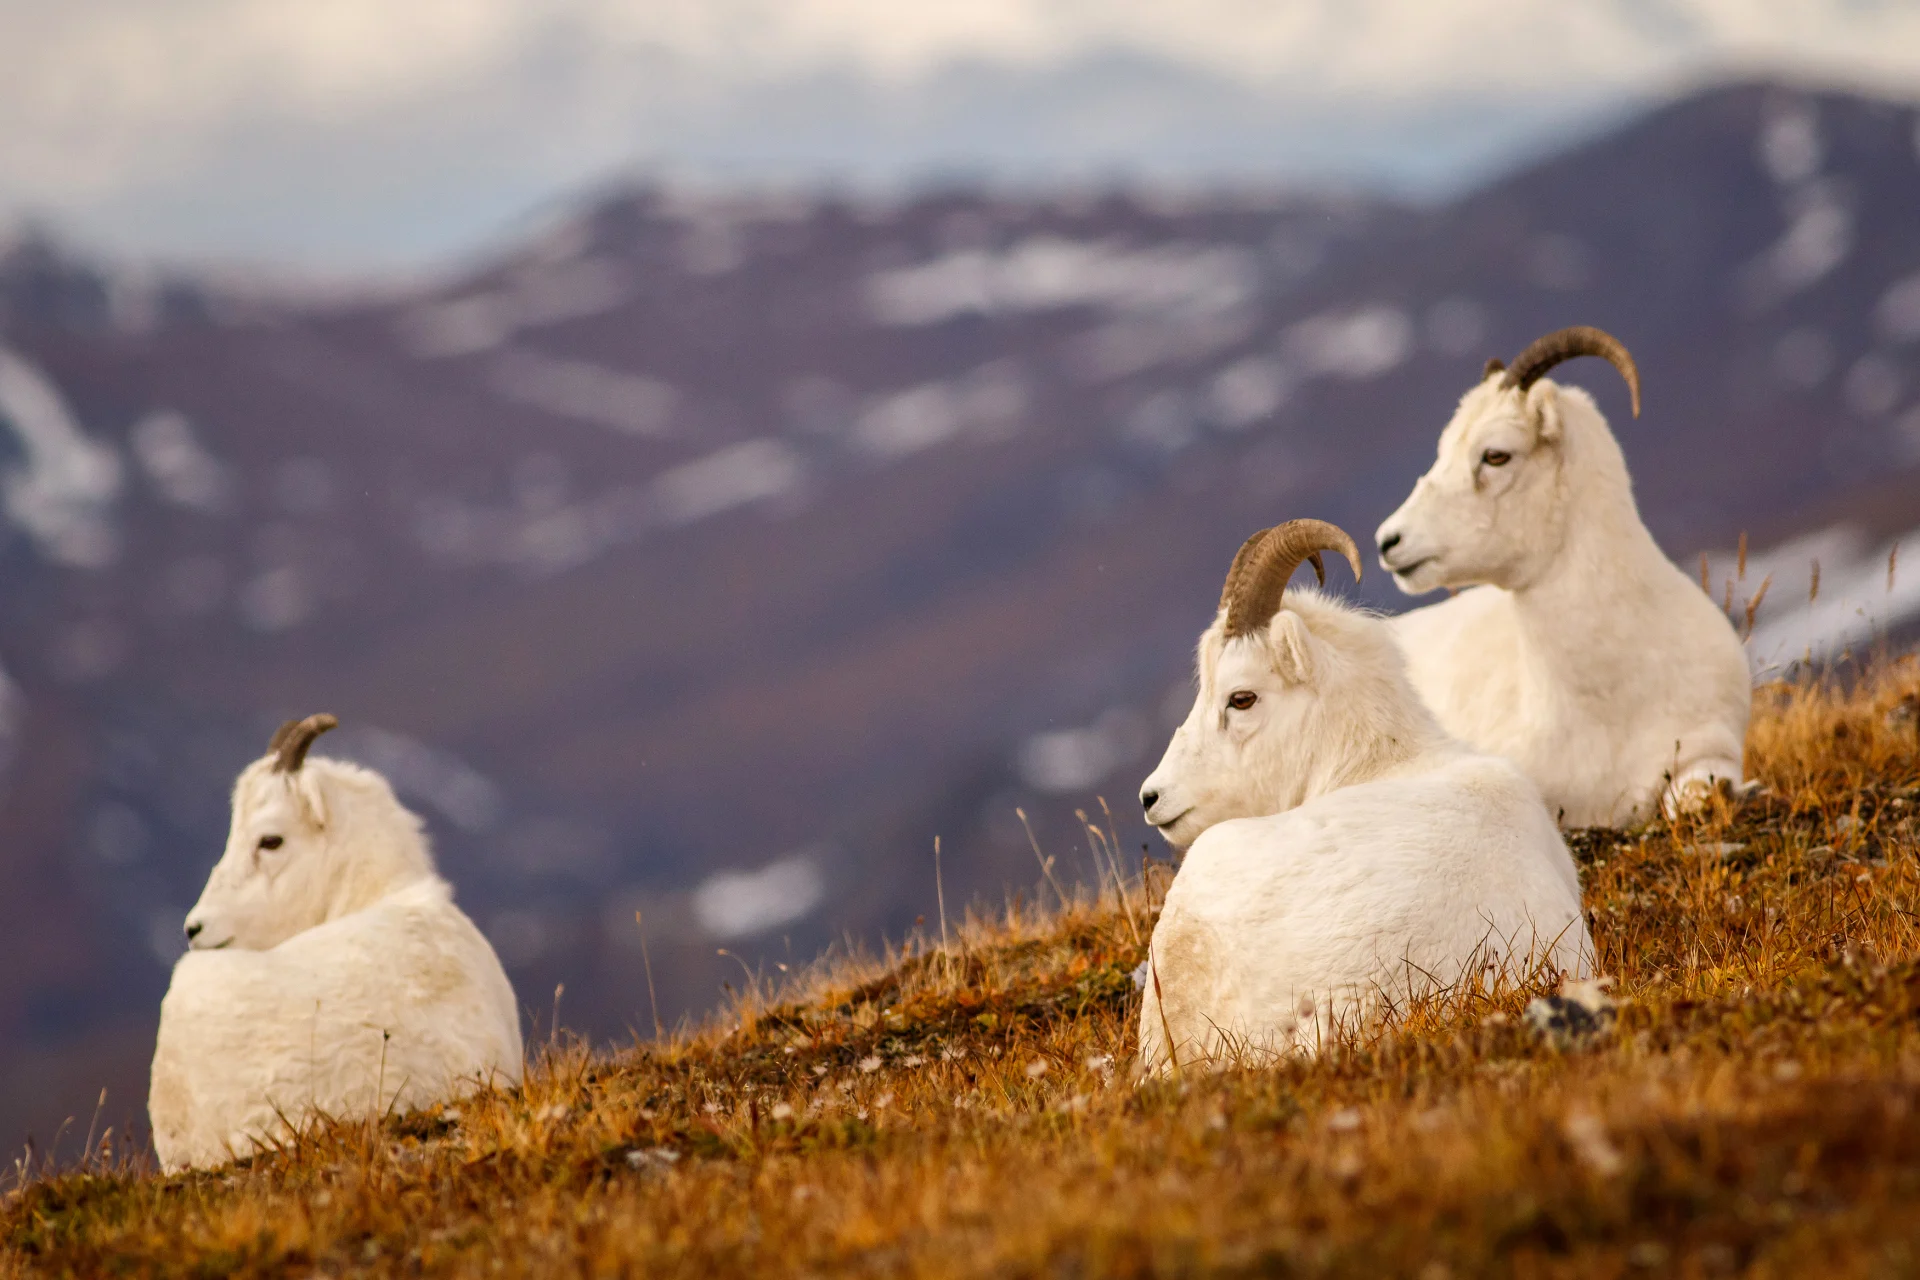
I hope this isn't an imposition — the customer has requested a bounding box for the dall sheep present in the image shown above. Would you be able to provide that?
[1136,520,1591,1072]
[149,715,522,1171]
[1375,326,1751,827]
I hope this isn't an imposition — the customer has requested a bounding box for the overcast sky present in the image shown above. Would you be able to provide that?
[3,0,1918,272]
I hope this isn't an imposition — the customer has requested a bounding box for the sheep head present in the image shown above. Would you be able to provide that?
[183,715,435,952]
[1374,325,1640,596]
[1141,520,1407,850]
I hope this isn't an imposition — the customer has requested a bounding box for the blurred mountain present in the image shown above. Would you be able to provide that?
[0,78,1916,1154]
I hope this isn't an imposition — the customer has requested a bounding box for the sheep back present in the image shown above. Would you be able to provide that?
[150,878,521,1171]
[1138,751,1589,1074]
[1389,567,1750,826]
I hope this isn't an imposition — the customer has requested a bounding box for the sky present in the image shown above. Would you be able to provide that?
[2,0,1919,272]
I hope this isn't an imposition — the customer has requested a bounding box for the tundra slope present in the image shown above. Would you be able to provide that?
[1376,326,1751,827]
[149,714,522,1172]
[1137,520,1591,1072]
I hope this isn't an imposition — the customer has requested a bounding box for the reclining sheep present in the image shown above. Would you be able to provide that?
[149,714,522,1171]
[1374,326,1751,827]
[1136,520,1591,1073]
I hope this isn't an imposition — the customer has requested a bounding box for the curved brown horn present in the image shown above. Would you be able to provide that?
[1482,357,1506,379]
[271,713,338,773]
[1223,519,1363,639]
[267,718,301,756]
[1501,325,1641,418]
[1218,527,1274,616]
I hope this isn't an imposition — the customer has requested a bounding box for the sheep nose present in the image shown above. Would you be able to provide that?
[1378,532,1401,555]
[184,921,203,942]
[1140,790,1159,813]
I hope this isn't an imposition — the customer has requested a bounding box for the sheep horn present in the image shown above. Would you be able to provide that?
[1482,357,1506,379]
[271,713,338,773]
[1218,527,1275,616]
[1223,519,1363,639]
[1500,325,1641,418]
[267,718,300,756]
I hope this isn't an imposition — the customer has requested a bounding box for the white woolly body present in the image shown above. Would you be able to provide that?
[1138,589,1591,1073]
[1377,378,1750,826]
[151,754,521,1171]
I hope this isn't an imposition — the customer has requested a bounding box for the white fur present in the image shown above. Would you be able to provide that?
[150,752,521,1171]
[1375,376,1750,826]
[1137,588,1591,1073]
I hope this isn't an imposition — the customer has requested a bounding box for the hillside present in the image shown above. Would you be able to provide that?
[0,76,1918,1152]
[5,661,1917,1277]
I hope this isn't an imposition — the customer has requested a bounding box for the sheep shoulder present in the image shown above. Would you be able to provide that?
[150,879,520,1170]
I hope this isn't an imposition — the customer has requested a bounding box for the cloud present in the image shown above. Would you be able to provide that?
[1,0,1917,268]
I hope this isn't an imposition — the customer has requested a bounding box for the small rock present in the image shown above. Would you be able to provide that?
[626,1147,680,1174]
[1130,959,1150,991]
[1325,1107,1363,1132]
[1560,1108,1625,1176]
[1025,1059,1050,1079]
[858,1055,883,1073]
[1525,977,1618,1050]
[1886,693,1918,734]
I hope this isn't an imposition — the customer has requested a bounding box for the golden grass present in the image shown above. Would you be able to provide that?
[5,660,1920,1278]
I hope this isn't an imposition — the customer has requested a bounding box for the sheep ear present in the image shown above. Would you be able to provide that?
[1526,380,1564,443]
[1266,612,1315,685]
[294,769,329,830]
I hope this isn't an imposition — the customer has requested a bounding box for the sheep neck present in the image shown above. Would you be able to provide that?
[314,798,441,924]
[1504,474,1675,698]
[1291,673,1454,808]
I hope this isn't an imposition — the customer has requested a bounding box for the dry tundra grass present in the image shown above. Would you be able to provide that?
[4,659,1920,1277]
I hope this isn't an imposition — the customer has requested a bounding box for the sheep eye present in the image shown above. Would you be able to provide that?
[1227,691,1258,711]
[1481,449,1512,467]
[257,835,284,851]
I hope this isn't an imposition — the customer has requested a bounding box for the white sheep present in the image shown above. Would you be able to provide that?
[1137,520,1591,1073]
[149,715,522,1171]
[1374,326,1751,827]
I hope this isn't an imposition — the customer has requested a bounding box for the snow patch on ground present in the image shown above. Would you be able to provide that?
[1018,708,1149,795]
[853,364,1028,458]
[0,346,124,568]
[693,852,826,940]
[1709,525,1920,672]
[395,258,635,357]
[865,236,1254,327]
[489,348,680,437]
